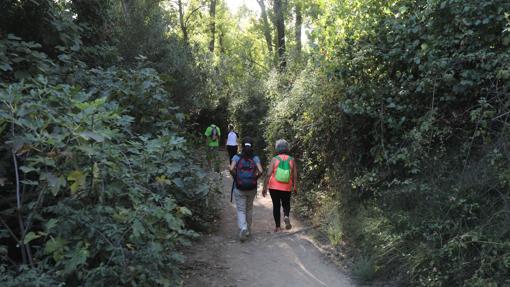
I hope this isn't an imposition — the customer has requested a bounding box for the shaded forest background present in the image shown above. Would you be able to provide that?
[0,0,509,286]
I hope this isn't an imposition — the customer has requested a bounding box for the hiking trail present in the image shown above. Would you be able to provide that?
[182,152,355,287]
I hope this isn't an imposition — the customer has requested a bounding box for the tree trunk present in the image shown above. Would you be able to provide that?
[256,0,273,54]
[121,0,133,25]
[209,0,217,52]
[295,2,302,54]
[219,31,225,54]
[273,0,286,70]
[178,0,189,43]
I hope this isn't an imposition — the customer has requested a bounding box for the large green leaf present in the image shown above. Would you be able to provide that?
[42,172,66,196]
[45,219,59,233]
[79,131,105,143]
[63,246,89,274]
[23,232,41,244]
[67,170,86,194]
[44,237,68,262]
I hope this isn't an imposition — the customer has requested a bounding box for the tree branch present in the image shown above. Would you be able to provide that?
[0,217,20,242]
[11,121,33,266]
[184,5,206,27]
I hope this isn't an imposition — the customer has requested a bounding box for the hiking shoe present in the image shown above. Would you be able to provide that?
[274,227,282,233]
[240,229,248,242]
[284,216,292,230]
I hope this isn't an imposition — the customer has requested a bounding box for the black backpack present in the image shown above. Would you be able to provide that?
[211,126,218,141]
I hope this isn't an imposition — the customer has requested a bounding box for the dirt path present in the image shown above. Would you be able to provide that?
[182,160,355,287]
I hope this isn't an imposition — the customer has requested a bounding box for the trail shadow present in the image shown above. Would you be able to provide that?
[184,151,354,287]
[219,163,353,287]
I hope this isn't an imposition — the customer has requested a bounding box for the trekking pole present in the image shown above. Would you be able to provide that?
[230,175,235,203]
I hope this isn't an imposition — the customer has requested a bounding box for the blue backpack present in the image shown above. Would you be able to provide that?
[235,156,257,190]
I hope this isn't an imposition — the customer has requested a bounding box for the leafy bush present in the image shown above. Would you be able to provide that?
[352,255,377,284]
[0,32,209,286]
[228,74,269,154]
[264,0,510,285]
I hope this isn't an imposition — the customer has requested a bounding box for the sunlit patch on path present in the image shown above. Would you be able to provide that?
[182,153,354,287]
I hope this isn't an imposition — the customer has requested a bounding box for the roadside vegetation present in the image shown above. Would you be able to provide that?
[1,0,509,286]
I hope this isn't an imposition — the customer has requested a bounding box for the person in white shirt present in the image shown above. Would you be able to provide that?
[226,124,239,164]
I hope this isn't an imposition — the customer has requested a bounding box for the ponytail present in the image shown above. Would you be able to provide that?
[241,136,254,158]
[242,146,253,158]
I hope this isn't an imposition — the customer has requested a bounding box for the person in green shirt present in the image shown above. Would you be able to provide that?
[204,124,221,170]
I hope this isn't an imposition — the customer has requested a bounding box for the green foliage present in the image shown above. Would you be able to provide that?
[352,255,377,284]
[264,0,510,285]
[0,4,210,285]
[3,0,509,286]
[0,0,83,56]
[228,75,269,153]
[0,62,206,287]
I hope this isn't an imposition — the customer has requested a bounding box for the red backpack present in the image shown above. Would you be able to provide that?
[235,156,257,190]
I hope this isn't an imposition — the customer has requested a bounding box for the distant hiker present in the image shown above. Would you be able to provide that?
[204,124,221,170]
[262,139,298,232]
[229,137,263,242]
[226,124,239,164]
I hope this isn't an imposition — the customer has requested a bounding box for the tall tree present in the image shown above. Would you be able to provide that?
[209,0,217,52]
[256,0,273,54]
[273,0,286,70]
[219,30,225,54]
[121,0,133,25]
[294,1,302,54]
[177,0,189,43]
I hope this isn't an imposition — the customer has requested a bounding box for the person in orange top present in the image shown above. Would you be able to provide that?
[262,139,298,232]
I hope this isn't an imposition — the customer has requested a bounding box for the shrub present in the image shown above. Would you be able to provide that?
[0,36,209,286]
[264,0,510,285]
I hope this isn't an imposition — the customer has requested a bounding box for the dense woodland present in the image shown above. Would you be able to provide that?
[0,0,509,286]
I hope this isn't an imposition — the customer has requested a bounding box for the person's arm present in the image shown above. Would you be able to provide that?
[204,127,210,145]
[262,158,275,197]
[292,158,298,193]
[256,163,263,179]
[254,156,264,179]
[229,158,237,177]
